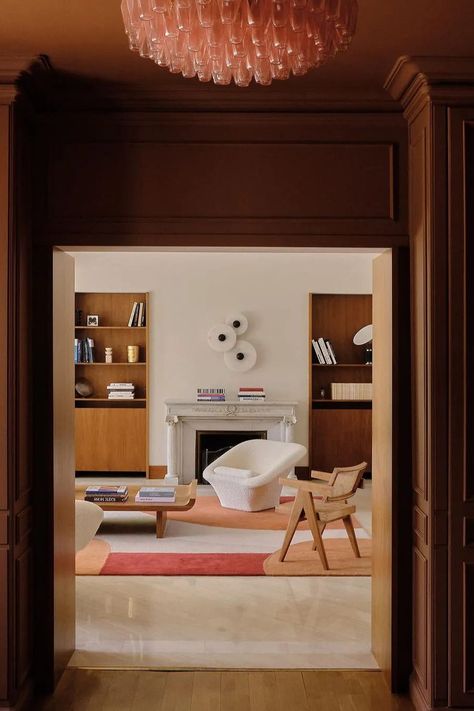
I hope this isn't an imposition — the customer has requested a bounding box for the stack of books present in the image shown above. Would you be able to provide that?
[74,337,95,363]
[127,301,146,327]
[135,487,176,503]
[238,387,266,401]
[330,382,373,400]
[107,382,135,400]
[84,485,128,503]
[196,388,226,402]
[312,337,337,365]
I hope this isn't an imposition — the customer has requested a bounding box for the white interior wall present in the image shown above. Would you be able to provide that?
[72,251,376,465]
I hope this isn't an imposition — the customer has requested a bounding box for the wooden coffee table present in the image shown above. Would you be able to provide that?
[75,480,197,538]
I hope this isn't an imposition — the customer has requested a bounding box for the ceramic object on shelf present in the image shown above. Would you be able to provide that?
[127,345,139,363]
[75,378,93,398]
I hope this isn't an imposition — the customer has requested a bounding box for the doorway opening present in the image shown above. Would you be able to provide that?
[51,247,410,684]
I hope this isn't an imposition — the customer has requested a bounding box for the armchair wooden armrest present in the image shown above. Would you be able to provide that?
[278,477,332,497]
[310,469,333,482]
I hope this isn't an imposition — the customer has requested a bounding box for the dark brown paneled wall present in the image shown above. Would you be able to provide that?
[386,56,474,711]
[0,89,34,709]
[448,108,474,709]
[39,111,408,244]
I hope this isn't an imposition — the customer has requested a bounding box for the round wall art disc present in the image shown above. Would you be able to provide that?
[75,377,93,398]
[353,324,373,346]
[207,323,237,352]
[224,340,257,372]
[225,312,248,336]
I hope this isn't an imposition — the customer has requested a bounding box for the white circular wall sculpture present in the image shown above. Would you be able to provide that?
[225,312,248,336]
[224,340,257,372]
[207,323,237,352]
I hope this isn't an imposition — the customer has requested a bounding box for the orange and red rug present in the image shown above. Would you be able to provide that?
[76,494,371,576]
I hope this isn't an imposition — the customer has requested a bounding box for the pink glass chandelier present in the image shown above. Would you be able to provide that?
[121,0,358,86]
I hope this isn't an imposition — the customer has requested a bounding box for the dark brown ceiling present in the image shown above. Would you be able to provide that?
[2,0,474,105]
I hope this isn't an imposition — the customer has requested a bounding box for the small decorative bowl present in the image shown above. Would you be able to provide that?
[75,378,93,398]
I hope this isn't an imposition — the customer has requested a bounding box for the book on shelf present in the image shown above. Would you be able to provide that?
[312,339,325,364]
[317,337,333,365]
[107,383,135,399]
[135,487,176,503]
[325,340,337,364]
[330,382,372,400]
[74,337,95,363]
[127,301,146,327]
[312,338,337,364]
[127,302,137,327]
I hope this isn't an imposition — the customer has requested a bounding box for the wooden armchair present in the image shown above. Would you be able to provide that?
[278,462,367,570]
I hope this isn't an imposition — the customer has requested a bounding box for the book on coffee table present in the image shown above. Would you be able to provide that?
[85,485,128,503]
[135,487,176,503]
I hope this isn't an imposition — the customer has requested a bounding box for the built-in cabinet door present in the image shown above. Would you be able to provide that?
[448,107,474,708]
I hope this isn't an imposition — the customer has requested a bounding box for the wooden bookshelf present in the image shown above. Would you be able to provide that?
[309,293,372,473]
[74,292,149,474]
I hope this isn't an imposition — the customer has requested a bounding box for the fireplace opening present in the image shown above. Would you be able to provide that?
[195,430,267,484]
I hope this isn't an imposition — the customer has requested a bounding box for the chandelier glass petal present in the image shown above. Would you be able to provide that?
[121,0,358,86]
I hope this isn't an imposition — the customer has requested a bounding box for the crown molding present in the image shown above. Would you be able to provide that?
[11,55,399,114]
[31,82,399,114]
[0,54,52,105]
[385,55,474,119]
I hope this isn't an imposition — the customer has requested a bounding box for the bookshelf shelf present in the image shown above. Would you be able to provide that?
[75,292,149,475]
[309,293,373,473]
[312,363,372,368]
[312,399,372,403]
[75,398,147,402]
[76,362,146,366]
[75,326,146,330]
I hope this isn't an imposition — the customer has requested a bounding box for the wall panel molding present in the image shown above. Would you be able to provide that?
[37,111,408,243]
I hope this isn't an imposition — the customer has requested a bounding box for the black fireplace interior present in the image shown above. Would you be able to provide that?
[195,430,267,484]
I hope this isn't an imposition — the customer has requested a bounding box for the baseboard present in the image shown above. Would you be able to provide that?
[0,679,34,711]
[149,465,167,479]
[409,675,446,711]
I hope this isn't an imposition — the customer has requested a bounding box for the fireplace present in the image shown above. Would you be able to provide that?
[165,400,297,482]
[195,430,267,484]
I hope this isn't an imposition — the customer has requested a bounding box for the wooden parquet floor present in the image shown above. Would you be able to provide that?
[34,669,414,711]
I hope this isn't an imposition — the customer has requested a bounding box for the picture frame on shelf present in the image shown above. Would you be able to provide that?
[86,314,99,326]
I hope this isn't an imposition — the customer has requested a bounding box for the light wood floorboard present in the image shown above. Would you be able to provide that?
[34,670,414,711]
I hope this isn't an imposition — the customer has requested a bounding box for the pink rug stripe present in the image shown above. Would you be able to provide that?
[100,552,267,576]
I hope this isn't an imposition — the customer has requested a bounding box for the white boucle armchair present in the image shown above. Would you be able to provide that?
[203,439,307,512]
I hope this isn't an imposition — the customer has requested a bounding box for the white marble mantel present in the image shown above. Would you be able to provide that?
[164,400,298,483]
